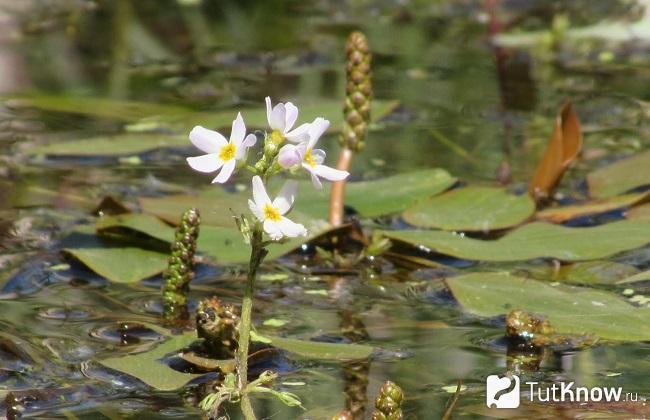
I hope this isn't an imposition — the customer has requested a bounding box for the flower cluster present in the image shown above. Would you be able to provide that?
[187,97,349,240]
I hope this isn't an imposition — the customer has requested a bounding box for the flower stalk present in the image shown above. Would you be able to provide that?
[161,208,200,322]
[237,224,267,420]
[330,31,372,226]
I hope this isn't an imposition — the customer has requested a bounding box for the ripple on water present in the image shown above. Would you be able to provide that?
[89,322,164,346]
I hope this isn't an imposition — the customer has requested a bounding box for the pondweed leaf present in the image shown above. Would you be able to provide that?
[536,191,650,223]
[253,334,373,360]
[587,150,650,198]
[380,220,650,262]
[64,247,169,284]
[403,186,534,231]
[100,332,202,390]
[447,272,650,341]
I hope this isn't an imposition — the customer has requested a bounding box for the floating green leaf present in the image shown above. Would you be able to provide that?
[536,192,650,223]
[95,212,333,265]
[380,220,650,262]
[447,272,650,341]
[297,168,457,218]
[556,261,639,285]
[254,335,373,360]
[402,186,534,231]
[99,332,202,390]
[64,247,168,283]
[587,150,650,198]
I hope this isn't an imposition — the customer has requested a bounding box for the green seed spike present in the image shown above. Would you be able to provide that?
[341,31,372,152]
[372,381,404,420]
[162,208,200,322]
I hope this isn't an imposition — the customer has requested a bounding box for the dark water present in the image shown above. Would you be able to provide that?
[2,0,650,418]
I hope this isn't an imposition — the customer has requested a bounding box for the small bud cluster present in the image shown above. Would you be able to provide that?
[161,208,200,321]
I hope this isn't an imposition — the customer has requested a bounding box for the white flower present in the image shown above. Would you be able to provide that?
[277,117,349,189]
[186,113,257,184]
[248,176,307,240]
[266,96,310,143]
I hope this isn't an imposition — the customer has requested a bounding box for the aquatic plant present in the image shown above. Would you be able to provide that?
[372,380,404,420]
[161,208,200,322]
[330,31,372,226]
[186,98,349,419]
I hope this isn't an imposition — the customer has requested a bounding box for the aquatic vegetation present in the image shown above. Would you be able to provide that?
[185,97,348,419]
[161,207,200,322]
[372,380,404,420]
[330,31,373,226]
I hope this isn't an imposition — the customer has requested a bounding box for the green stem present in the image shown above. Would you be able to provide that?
[237,225,267,420]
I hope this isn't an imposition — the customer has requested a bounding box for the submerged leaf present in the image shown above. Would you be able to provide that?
[380,220,650,262]
[99,332,202,390]
[254,335,373,360]
[403,186,534,231]
[63,247,168,283]
[529,101,582,201]
[447,272,650,341]
[587,150,650,198]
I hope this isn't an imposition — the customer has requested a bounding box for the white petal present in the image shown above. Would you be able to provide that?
[270,103,286,132]
[242,133,257,148]
[313,165,349,182]
[212,159,236,184]
[285,122,310,143]
[252,175,272,207]
[311,148,326,165]
[248,199,264,221]
[310,171,323,189]
[272,180,297,215]
[187,154,223,173]
[189,126,228,153]
[236,134,257,160]
[307,118,330,149]
[265,97,273,128]
[284,102,299,131]
[230,112,246,146]
[278,217,307,238]
[278,144,302,168]
[263,219,283,240]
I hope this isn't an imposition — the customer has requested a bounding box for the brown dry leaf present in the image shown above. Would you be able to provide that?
[528,101,582,201]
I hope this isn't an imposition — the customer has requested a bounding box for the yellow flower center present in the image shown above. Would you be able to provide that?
[263,204,282,221]
[270,130,285,145]
[219,143,237,161]
[303,147,317,168]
